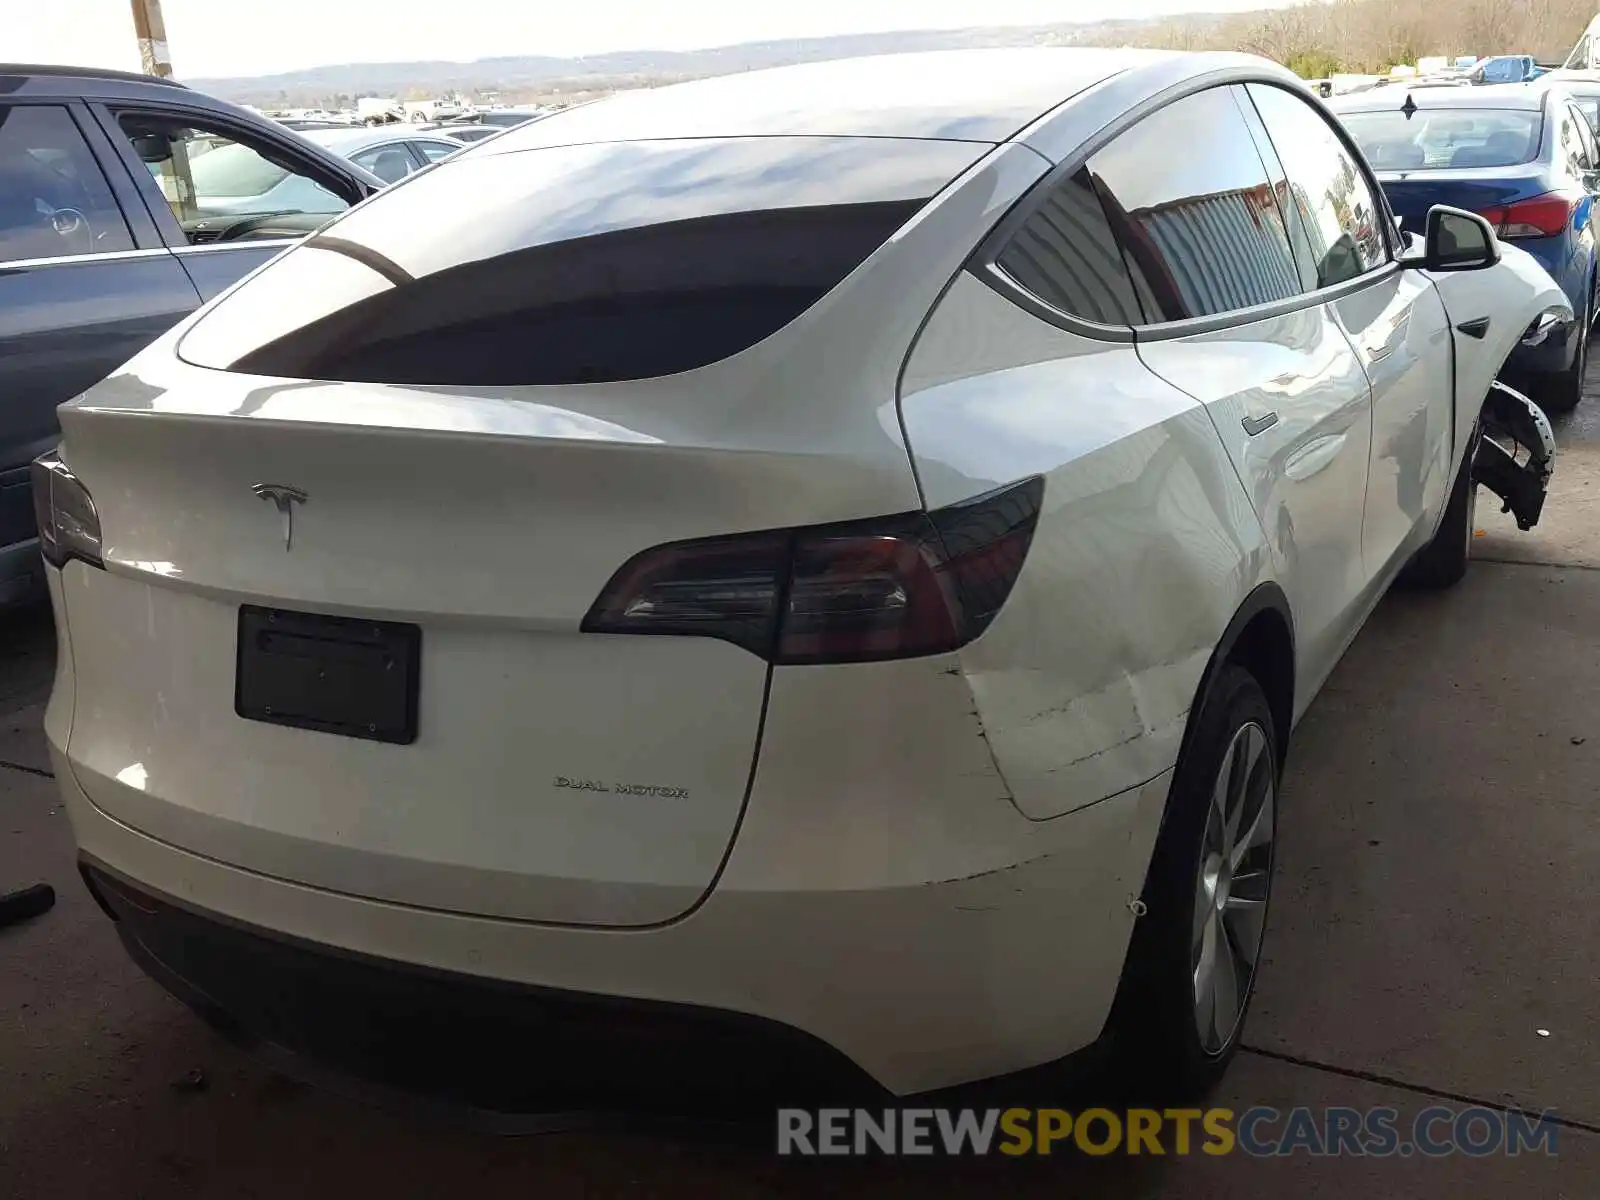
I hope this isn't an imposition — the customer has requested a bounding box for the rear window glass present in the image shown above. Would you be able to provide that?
[1340,108,1543,171]
[179,137,980,385]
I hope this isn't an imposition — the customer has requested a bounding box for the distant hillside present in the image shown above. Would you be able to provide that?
[189,15,1237,106]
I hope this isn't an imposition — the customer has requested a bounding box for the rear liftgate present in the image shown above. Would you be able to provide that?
[1474,380,1556,530]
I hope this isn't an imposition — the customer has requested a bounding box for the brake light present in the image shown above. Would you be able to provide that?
[1477,193,1576,239]
[582,477,1044,664]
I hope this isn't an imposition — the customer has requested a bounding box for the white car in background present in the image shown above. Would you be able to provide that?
[184,125,466,214]
[40,49,1560,1107]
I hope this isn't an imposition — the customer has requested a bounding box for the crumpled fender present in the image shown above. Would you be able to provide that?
[1427,241,1572,472]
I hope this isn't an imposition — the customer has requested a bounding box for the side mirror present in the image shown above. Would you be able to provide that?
[1400,205,1500,272]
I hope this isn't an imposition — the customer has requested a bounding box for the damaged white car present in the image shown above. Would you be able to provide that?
[38,49,1559,1109]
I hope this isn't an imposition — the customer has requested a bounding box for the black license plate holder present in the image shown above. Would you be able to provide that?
[235,606,420,744]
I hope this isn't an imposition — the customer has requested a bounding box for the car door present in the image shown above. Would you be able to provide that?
[91,103,367,301]
[0,100,199,577]
[1097,84,1375,700]
[1554,99,1599,296]
[1245,82,1456,582]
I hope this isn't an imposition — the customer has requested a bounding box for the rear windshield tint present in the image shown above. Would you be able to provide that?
[179,137,981,385]
[1341,108,1543,170]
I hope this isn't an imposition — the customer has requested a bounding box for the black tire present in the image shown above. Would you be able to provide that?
[1401,423,1479,590]
[1108,663,1278,1098]
[1533,286,1590,415]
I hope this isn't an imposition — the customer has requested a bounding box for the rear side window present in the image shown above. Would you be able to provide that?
[179,137,981,385]
[1085,86,1303,323]
[1559,103,1594,176]
[0,104,132,262]
[995,166,1144,326]
[1575,97,1600,136]
[1572,103,1599,165]
[415,140,458,162]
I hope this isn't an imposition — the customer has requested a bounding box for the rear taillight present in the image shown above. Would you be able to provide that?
[1477,193,1576,240]
[30,450,103,570]
[582,477,1044,665]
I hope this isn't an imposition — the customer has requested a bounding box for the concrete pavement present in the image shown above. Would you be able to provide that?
[4,398,1600,1195]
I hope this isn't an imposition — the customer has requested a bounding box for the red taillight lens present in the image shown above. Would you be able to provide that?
[582,477,1044,664]
[1480,193,1576,239]
[579,529,790,657]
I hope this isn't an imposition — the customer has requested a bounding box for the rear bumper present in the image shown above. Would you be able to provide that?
[54,743,1173,1099]
[82,858,876,1114]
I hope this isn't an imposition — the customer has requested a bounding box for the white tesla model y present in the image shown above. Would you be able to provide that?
[39,49,1560,1106]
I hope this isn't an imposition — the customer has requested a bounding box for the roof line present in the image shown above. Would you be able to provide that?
[0,63,187,88]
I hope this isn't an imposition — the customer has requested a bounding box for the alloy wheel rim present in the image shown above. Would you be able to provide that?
[1192,720,1275,1055]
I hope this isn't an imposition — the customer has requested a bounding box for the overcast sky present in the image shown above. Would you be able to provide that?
[18,0,1292,79]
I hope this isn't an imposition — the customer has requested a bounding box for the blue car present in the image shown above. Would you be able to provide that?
[1334,84,1599,412]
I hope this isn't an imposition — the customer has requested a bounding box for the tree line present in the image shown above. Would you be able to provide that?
[1105,0,1597,77]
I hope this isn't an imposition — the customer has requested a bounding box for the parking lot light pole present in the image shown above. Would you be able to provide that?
[129,0,174,78]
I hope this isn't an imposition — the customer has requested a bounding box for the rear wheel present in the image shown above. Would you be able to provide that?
[1534,287,1590,415]
[1110,663,1277,1096]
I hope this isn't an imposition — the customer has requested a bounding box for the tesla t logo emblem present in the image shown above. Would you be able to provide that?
[251,483,308,551]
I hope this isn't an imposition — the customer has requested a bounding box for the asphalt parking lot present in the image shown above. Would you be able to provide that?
[4,391,1600,1197]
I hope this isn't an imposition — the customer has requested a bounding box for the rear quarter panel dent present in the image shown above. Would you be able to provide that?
[900,274,1272,820]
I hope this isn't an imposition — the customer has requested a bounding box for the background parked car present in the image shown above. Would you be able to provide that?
[1549,73,1600,135]
[1467,55,1549,85]
[0,63,382,607]
[423,123,498,144]
[303,126,466,181]
[1333,83,1599,412]
[460,107,547,128]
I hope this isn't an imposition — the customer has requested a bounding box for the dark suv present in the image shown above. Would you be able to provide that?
[0,65,384,605]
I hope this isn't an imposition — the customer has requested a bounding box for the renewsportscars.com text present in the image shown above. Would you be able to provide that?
[776,1106,1559,1158]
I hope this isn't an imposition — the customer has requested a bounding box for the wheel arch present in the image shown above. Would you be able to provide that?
[1181,582,1296,780]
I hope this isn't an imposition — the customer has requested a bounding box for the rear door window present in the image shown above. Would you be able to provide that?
[1247,84,1389,289]
[351,143,421,184]
[1083,85,1303,323]
[109,111,353,243]
[0,104,132,262]
[178,136,982,384]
